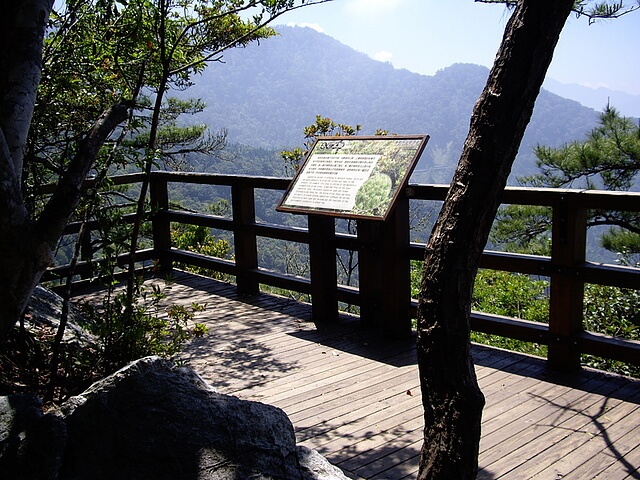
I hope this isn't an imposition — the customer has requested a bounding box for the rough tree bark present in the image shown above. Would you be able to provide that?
[416,1,574,478]
[0,0,55,340]
[0,1,131,340]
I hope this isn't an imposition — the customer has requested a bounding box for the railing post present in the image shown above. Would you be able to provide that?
[358,194,412,338]
[149,173,172,273]
[308,215,338,323]
[79,226,93,279]
[232,183,259,294]
[548,193,587,371]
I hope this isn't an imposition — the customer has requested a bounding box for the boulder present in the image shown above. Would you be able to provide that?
[1,357,348,479]
[60,356,302,479]
[297,445,350,480]
[26,285,97,348]
[0,394,66,480]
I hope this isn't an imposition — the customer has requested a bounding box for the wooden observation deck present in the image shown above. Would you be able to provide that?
[76,270,640,480]
[57,171,640,478]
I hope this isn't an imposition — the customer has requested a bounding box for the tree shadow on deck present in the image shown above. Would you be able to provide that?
[472,343,640,405]
[164,271,418,368]
[299,419,423,480]
[286,323,418,369]
[300,418,498,480]
[182,331,299,392]
[526,392,640,479]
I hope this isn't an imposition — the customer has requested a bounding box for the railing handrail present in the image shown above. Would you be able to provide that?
[408,183,640,210]
[45,171,640,371]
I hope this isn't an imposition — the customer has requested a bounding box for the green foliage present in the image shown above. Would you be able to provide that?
[470,269,549,362]
[582,283,640,377]
[478,1,640,22]
[486,107,640,375]
[34,0,310,191]
[192,322,209,338]
[171,223,232,279]
[497,106,640,258]
[353,174,392,216]
[524,106,640,190]
[61,182,205,376]
[281,115,362,174]
[124,97,228,170]
[410,262,551,358]
[52,0,290,376]
[6,0,337,398]
[601,229,640,262]
[572,1,640,22]
[472,270,549,323]
[79,280,193,373]
[491,205,552,255]
[410,260,422,299]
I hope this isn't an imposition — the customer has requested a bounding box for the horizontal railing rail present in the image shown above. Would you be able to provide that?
[45,171,640,371]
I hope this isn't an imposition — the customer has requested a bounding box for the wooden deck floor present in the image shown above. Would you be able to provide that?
[75,271,640,479]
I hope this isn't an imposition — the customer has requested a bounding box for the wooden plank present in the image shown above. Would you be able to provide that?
[295,372,420,432]
[286,368,419,423]
[480,378,579,443]
[345,437,423,479]
[585,430,640,480]
[71,271,640,480]
[304,394,423,453]
[261,350,416,409]
[480,384,634,477]
[529,414,640,479]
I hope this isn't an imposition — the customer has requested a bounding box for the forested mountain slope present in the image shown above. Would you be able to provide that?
[186,26,599,184]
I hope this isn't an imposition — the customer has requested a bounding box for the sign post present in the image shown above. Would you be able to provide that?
[277,135,429,334]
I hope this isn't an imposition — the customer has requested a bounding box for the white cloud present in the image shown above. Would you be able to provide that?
[286,21,325,33]
[373,50,394,63]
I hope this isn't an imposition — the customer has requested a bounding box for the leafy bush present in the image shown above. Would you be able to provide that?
[171,223,232,279]
[79,279,195,373]
[354,173,392,216]
[472,270,549,323]
[582,284,640,377]
[470,269,549,358]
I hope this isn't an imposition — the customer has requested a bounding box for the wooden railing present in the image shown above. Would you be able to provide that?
[45,171,640,372]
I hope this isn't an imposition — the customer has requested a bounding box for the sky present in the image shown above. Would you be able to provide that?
[279,0,640,96]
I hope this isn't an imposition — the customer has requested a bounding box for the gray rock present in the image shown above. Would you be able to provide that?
[58,356,341,479]
[0,395,66,480]
[1,356,348,480]
[297,445,350,480]
[26,285,97,348]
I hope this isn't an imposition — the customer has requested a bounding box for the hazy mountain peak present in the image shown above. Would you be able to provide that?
[543,78,640,118]
[187,25,599,183]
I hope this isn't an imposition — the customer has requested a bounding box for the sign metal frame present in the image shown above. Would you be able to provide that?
[276,134,429,221]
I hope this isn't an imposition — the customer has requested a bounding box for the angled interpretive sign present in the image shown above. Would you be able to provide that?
[277,135,429,220]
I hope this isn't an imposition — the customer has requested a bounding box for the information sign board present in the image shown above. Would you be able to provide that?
[277,135,429,220]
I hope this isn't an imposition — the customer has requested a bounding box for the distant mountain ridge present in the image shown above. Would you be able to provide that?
[186,26,600,184]
[544,78,640,118]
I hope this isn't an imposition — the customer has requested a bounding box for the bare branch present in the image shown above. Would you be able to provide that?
[475,0,640,22]
[36,101,132,246]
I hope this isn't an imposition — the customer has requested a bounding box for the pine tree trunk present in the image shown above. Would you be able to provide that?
[416,1,574,478]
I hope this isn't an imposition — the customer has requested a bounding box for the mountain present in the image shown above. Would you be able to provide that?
[544,78,640,118]
[185,26,600,184]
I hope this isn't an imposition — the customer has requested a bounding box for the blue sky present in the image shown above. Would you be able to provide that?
[280,0,640,95]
